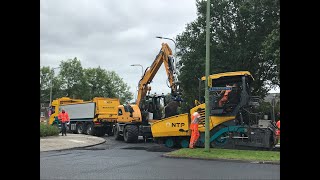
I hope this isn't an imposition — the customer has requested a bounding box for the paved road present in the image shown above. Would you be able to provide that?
[40,136,280,180]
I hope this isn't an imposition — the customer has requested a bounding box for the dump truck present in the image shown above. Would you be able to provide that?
[48,97,120,137]
[151,71,278,150]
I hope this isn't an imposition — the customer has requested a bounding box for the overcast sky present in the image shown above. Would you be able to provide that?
[40,0,279,100]
[40,0,199,100]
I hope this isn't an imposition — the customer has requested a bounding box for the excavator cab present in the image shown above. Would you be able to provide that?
[142,93,166,120]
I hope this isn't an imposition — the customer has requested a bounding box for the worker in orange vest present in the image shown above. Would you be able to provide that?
[275,112,280,143]
[276,119,280,137]
[58,109,70,136]
[189,108,202,149]
[219,83,237,107]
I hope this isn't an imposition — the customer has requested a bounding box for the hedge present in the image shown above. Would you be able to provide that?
[40,123,59,137]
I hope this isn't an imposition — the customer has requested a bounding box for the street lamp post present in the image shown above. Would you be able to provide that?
[130,64,144,103]
[272,94,276,121]
[155,36,177,58]
[156,36,179,86]
[130,64,144,77]
[49,67,60,107]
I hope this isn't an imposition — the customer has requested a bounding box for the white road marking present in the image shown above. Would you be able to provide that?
[68,140,86,143]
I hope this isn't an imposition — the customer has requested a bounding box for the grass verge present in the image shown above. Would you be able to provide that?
[166,148,280,162]
[40,123,59,137]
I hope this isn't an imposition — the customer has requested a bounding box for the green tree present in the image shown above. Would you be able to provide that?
[83,67,113,100]
[41,58,133,104]
[58,57,84,99]
[107,71,133,104]
[40,66,53,103]
[176,0,280,107]
[51,76,65,100]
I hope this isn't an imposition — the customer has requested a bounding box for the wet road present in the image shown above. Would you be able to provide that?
[40,136,280,180]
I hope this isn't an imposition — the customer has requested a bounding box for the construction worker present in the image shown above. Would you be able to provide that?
[58,109,70,136]
[189,108,202,149]
[276,112,280,140]
[219,83,237,107]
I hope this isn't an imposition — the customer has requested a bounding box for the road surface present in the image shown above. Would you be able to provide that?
[40,136,280,180]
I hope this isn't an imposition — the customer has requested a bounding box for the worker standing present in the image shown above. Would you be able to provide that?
[58,109,70,136]
[276,112,280,140]
[189,108,202,149]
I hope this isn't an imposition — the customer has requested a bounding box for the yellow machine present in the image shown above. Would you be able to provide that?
[151,71,278,149]
[114,43,182,142]
[49,97,120,136]
[48,97,83,125]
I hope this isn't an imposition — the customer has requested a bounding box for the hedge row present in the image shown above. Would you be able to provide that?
[40,123,59,137]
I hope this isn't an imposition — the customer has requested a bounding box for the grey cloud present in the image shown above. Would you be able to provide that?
[40,0,197,95]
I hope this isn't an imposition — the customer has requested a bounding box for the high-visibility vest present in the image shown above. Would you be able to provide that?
[58,112,70,123]
[276,120,280,129]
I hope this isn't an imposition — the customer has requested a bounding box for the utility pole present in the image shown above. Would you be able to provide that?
[272,94,276,121]
[204,0,211,151]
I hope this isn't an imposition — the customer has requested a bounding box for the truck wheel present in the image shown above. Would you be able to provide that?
[114,125,123,141]
[76,123,84,134]
[86,123,94,135]
[123,125,138,143]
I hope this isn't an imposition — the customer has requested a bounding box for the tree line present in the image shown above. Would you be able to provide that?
[40,57,133,104]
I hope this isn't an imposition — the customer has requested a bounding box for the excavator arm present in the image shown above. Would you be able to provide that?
[136,43,179,108]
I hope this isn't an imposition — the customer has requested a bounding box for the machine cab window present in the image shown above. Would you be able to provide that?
[118,109,123,116]
[208,73,253,116]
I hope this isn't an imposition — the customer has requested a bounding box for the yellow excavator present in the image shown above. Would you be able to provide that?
[113,43,182,142]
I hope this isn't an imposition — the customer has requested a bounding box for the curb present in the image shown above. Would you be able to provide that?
[40,138,106,152]
[161,154,280,165]
[64,138,107,151]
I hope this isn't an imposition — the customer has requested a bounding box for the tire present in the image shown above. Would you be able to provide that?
[76,123,84,134]
[123,125,139,143]
[114,125,123,141]
[86,123,94,135]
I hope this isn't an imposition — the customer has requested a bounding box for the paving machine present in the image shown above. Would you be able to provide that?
[151,71,278,150]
